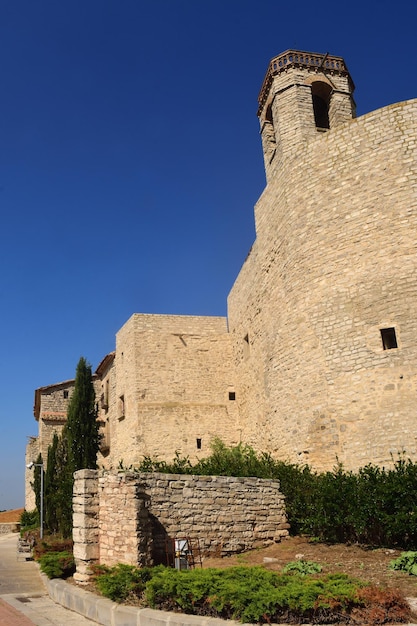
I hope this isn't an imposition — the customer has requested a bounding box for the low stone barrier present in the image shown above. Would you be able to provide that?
[73,469,289,583]
[0,522,19,534]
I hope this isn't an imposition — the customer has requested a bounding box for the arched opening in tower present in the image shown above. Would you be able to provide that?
[311,81,332,130]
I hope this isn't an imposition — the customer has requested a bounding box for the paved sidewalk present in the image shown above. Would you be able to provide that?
[0,598,34,626]
[0,533,97,626]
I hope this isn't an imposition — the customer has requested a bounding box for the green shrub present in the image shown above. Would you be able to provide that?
[144,566,367,623]
[93,563,410,624]
[38,551,75,579]
[20,509,39,534]
[136,441,417,549]
[389,551,417,576]
[282,560,322,575]
[93,563,158,602]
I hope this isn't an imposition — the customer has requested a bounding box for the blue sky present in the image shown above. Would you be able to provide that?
[1,0,416,510]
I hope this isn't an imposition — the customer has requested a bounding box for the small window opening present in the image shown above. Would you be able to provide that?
[196,438,202,450]
[118,394,125,419]
[63,390,69,399]
[311,81,331,130]
[380,327,398,350]
[312,95,330,129]
[243,333,250,359]
[228,391,236,401]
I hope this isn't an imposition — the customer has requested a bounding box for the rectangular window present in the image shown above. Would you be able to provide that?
[380,327,398,350]
[196,438,202,450]
[63,390,69,399]
[228,391,236,401]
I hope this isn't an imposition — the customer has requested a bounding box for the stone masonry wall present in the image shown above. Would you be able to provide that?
[228,97,417,472]
[73,470,99,583]
[73,470,289,581]
[105,314,240,468]
[98,472,153,568]
[138,472,289,564]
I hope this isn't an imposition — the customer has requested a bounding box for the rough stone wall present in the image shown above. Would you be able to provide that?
[73,470,288,579]
[137,472,289,564]
[228,97,417,471]
[104,314,240,468]
[96,356,116,463]
[73,469,99,583]
[0,523,19,534]
[98,472,153,567]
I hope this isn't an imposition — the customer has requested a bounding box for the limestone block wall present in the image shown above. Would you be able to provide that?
[0,523,19,534]
[228,98,417,471]
[73,470,99,583]
[137,472,289,564]
[105,314,240,468]
[98,472,153,567]
[73,470,289,580]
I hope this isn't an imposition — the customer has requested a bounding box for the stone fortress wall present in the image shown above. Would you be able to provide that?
[228,51,417,470]
[26,49,417,508]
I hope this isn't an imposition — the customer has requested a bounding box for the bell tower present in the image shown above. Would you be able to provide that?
[257,50,356,181]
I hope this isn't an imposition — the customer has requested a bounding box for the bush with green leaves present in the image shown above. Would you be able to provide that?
[389,552,417,576]
[135,440,417,549]
[282,560,322,575]
[20,509,39,534]
[144,566,379,624]
[38,551,75,579]
[92,563,156,602]
[94,563,368,623]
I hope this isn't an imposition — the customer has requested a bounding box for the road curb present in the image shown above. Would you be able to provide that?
[42,575,243,626]
[41,571,417,626]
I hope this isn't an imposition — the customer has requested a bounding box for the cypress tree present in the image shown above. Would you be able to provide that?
[44,433,59,533]
[47,357,99,537]
[66,357,99,472]
[54,433,73,538]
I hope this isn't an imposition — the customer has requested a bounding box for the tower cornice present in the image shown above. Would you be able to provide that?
[257,50,354,116]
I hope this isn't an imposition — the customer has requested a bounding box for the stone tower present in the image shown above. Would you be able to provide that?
[228,50,417,470]
[258,51,355,181]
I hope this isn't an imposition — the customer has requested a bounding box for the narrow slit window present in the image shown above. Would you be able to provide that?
[118,394,125,419]
[380,327,398,350]
[243,333,250,359]
[196,438,202,450]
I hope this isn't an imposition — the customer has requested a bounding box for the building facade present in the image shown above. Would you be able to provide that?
[26,50,417,507]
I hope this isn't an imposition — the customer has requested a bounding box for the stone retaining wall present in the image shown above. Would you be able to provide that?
[0,523,19,534]
[73,469,289,583]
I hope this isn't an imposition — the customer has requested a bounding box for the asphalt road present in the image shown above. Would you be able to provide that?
[0,533,97,625]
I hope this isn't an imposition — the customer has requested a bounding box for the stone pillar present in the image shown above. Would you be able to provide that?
[73,469,99,584]
[98,472,153,567]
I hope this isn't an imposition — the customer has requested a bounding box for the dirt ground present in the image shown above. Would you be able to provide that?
[202,536,417,599]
